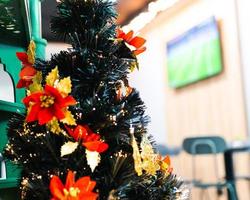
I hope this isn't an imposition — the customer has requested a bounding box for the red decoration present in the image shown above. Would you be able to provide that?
[16,52,37,88]
[159,155,173,174]
[23,84,76,125]
[65,125,109,153]
[50,170,98,200]
[117,29,146,55]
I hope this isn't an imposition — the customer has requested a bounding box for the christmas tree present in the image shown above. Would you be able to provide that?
[4,0,188,199]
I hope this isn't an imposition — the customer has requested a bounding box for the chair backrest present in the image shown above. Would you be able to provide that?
[182,136,227,182]
[183,136,226,155]
[156,144,182,156]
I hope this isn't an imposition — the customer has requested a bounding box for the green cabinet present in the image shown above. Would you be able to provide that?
[0,101,25,189]
[0,0,46,199]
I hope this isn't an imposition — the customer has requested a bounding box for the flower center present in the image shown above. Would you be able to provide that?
[63,187,80,198]
[40,95,55,108]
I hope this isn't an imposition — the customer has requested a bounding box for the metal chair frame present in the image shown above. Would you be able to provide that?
[183,136,237,200]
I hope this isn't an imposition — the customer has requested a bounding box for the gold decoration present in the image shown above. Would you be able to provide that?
[46,66,59,86]
[47,118,62,134]
[158,155,173,176]
[21,177,29,200]
[108,190,118,200]
[140,135,160,176]
[27,40,36,64]
[130,126,143,176]
[129,61,138,72]
[60,110,76,126]
[61,141,79,157]
[44,67,76,131]
[28,71,43,94]
[56,77,72,97]
[85,149,100,172]
[23,122,31,135]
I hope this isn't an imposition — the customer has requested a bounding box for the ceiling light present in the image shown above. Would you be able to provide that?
[123,0,179,33]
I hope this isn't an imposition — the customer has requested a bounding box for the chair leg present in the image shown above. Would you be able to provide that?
[226,183,238,200]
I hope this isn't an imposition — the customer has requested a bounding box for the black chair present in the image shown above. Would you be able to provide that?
[182,136,237,200]
[229,141,250,182]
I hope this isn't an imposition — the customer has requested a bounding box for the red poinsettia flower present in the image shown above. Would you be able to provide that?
[50,170,98,200]
[23,84,76,125]
[117,28,146,55]
[16,52,37,88]
[65,125,109,153]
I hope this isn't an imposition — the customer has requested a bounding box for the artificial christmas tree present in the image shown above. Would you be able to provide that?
[4,0,189,199]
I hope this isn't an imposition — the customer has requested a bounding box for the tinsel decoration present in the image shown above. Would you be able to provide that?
[140,135,160,176]
[130,124,143,176]
[26,40,36,64]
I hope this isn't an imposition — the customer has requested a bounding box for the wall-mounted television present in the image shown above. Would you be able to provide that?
[166,17,223,88]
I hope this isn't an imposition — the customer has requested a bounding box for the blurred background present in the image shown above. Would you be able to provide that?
[42,0,250,199]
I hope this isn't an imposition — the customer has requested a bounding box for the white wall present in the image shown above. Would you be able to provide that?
[0,63,14,102]
[236,0,250,137]
[129,32,168,145]
[128,0,249,146]
[45,42,71,60]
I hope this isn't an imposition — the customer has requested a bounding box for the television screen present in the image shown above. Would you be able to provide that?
[166,17,223,88]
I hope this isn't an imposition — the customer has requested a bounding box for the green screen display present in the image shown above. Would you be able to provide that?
[167,17,223,88]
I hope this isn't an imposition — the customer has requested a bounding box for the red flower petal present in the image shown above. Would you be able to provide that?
[129,36,146,49]
[83,141,108,153]
[124,30,134,42]
[83,141,101,152]
[61,96,77,107]
[74,176,93,192]
[79,193,98,200]
[97,142,109,153]
[163,155,171,166]
[65,170,75,190]
[50,171,98,200]
[85,133,100,142]
[65,125,74,137]
[17,79,27,88]
[45,85,64,103]
[16,52,29,64]
[117,29,125,38]
[38,108,54,125]
[133,47,146,56]
[53,104,65,120]
[83,125,94,134]
[49,176,65,200]
[23,92,42,106]
[26,103,40,122]
[19,66,37,80]
[74,125,88,141]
